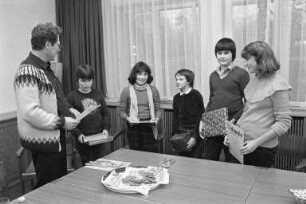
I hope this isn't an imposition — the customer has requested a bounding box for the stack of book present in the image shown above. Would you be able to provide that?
[83,133,113,146]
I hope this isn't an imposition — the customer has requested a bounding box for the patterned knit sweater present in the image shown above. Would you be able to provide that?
[14,53,64,152]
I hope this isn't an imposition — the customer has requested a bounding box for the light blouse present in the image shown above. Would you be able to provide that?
[237,73,292,148]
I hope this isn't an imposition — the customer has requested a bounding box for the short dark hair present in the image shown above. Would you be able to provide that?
[175,68,195,88]
[75,64,95,80]
[215,38,236,61]
[241,41,280,78]
[31,23,62,50]
[128,61,153,84]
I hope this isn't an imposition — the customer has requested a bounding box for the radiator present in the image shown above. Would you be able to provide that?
[162,110,174,154]
[107,106,126,150]
[107,106,306,170]
[275,116,306,171]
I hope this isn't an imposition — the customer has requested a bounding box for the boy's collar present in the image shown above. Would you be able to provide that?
[180,87,192,95]
[216,62,234,71]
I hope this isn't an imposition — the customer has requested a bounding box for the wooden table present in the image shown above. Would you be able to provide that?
[11,149,306,204]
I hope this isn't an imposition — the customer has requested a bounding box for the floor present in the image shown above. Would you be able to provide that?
[1,180,30,201]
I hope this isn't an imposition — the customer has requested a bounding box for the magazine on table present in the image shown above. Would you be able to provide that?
[85,158,131,172]
[226,121,244,164]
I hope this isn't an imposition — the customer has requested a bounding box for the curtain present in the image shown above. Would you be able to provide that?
[102,0,306,103]
[233,0,306,103]
[56,0,106,95]
[102,0,231,103]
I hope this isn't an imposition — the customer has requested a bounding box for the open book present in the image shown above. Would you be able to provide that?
[83,133,113,146]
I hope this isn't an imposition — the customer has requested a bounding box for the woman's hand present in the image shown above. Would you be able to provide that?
[187,137,196,150]
[126,116,138,124]
[151,117,159,126]
[78,134,86,143]
[229,118,236,124]
[240,140,259,155]
[223,135,230,147]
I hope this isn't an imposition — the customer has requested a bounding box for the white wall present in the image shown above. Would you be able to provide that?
[0,0,56,115]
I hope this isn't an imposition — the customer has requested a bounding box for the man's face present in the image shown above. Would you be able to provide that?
[46,36,61,61]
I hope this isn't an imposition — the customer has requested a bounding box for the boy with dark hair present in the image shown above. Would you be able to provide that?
[67,65,111,165]
[202,37,250,161]
[172,69,205,158]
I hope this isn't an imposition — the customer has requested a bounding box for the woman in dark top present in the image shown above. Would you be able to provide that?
[172,69,205,158]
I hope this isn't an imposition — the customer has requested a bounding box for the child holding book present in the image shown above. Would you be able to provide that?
[224,41,291,167]
[119,61,162,153]
[67,64,111,166]
[202,38,250,161]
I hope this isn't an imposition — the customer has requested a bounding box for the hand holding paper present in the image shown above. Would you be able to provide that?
[76,104,100,121]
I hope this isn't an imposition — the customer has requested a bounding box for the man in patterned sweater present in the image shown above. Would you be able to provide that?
[14,23,80,188]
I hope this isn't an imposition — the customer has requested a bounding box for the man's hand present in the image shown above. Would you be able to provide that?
[78,134,85,143]
[64,117,79,130]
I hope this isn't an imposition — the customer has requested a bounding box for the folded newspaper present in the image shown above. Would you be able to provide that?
[83,133,113,146]
[85,158,131,171]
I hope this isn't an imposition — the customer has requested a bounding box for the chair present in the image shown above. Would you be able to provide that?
[0,160,9,197]
[295,158,306,172]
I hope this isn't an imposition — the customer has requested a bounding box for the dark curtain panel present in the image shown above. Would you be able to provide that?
[55,0,106,95]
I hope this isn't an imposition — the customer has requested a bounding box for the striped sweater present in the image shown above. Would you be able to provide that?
[14,53,64,152]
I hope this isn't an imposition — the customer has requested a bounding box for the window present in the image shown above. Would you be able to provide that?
[102,0,306,105]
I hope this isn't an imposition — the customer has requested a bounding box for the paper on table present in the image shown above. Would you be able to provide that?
[226,121,244,164]
[85,158,131,171]
[76,104,100,121]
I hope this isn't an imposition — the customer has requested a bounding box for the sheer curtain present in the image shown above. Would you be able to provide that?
[102,0,231,102]
[232,0,306,103]
[102,0,306,104]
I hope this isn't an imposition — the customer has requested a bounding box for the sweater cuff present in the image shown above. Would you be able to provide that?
[54,116,65,129]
